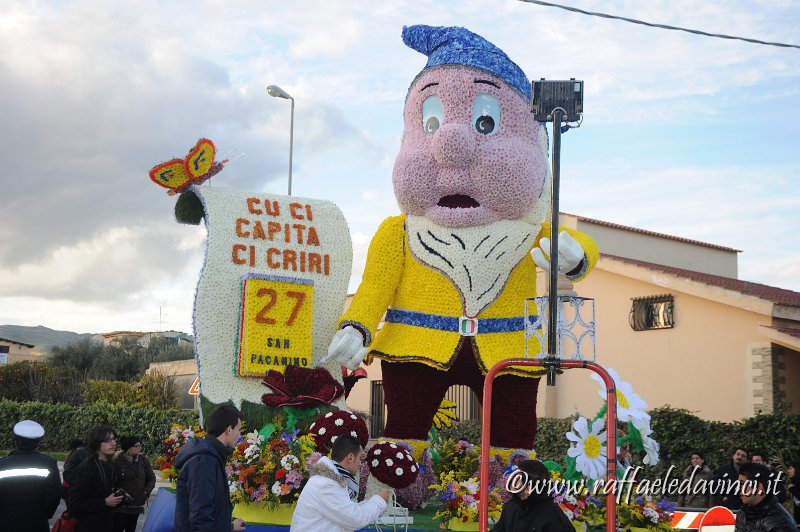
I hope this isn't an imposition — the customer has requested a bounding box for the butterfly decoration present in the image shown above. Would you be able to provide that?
[149,138,229,195]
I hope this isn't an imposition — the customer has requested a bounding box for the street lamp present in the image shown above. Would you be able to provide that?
[266,84,295,195]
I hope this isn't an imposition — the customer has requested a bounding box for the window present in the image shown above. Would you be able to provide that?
[369,380,385,438]
[0,346,9,353]
[444,385,482,421]
[629,294,674,331]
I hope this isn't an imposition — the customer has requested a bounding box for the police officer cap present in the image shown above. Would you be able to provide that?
[13,419,45,439]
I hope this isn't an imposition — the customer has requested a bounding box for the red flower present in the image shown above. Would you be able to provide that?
[276,468,286,480]
[261,366,344,408]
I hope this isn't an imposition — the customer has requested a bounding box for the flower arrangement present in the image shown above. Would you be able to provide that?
[154,423,204,482]
[433,438,480,483]
[430,470,504,526]
[617,496,674,531]
[227,428,317,510]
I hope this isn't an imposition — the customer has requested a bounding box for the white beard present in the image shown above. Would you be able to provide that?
[406,215,538,317]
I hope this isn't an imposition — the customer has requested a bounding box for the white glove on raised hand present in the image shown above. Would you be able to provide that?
[321,326,367,371]
[531,231,585,274]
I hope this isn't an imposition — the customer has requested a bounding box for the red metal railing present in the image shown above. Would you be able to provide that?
[479,359,617,532]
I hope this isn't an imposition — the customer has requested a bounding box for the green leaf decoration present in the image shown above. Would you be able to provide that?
[258,423,275,443]
[543,460,563,474]
[240,400,276,431]
[284,406,320,431]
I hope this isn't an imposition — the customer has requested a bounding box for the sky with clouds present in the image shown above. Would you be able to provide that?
[1,0,798,334]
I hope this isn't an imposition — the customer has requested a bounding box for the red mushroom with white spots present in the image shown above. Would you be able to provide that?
[366,441,419,489]
[309,409,369,455]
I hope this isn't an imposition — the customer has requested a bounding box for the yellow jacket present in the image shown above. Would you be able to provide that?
[339,215,598,375]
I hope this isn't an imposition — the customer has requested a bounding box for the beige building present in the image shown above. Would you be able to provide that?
[0,337,39,365]
[100,330,193,348]
[345,213,800,430]
[146,359,199,410]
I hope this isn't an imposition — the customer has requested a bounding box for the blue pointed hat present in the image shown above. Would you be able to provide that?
[402,24,531,100]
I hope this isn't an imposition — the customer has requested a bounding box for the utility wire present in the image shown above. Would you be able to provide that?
[519,0,800,50]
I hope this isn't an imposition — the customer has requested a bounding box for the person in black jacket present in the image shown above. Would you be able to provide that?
[174,404,246,532]
[492,459,574,532]
[0,419,62,532]
[68,424,125,532]
[735,462,797,532]
[113,436,156,532]
[62,439,87,501]
[785,463,800,524]
[713,447,748,510]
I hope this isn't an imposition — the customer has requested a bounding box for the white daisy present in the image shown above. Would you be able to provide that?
[566,417,607,481]
[335,418,344,426]
[633,415,653,436]
[642,433,660,466]
[590,368,649,427]
[395,467,404,476]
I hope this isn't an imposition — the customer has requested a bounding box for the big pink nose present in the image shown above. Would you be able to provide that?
[432,123,476,168]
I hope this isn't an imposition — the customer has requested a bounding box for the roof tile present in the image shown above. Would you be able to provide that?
[603,254,800,308]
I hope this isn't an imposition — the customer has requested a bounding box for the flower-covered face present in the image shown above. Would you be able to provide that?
[393,67,547,228]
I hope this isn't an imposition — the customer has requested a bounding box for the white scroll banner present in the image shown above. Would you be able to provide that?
[176,186,352,407]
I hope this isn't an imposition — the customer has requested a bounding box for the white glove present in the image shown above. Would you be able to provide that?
[531,231,585,274]
[321,326,367,370]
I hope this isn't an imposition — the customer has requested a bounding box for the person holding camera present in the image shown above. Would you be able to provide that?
[112,436,156,532]
[68,424,125,532]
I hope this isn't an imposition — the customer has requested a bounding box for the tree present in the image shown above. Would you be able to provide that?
[49,337,103,379]
[136,371,179,409]
[146,336,194,363]
[26,364,83,405]
[0,361,83,405]
[92,336,146,381]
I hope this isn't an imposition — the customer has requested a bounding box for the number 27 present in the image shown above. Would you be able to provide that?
[255,289,306,326]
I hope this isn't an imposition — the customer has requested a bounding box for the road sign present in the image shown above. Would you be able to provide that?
[188,378,200,395]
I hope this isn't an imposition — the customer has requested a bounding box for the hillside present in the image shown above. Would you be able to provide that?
[0,325,96,352]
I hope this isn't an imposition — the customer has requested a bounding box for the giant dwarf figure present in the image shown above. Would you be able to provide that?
[327,25,598,453]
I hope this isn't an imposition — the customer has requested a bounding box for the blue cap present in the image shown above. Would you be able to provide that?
[402,24,531,100]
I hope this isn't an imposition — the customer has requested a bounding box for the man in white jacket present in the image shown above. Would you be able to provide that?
[291,434,389,532]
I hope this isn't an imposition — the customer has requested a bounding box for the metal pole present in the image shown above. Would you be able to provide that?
[288,97,295,196]
[545,108,563,385]
[478,358,617,532]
